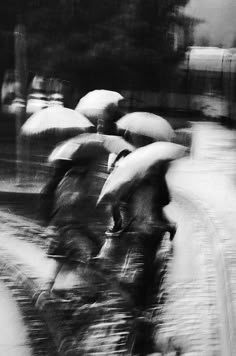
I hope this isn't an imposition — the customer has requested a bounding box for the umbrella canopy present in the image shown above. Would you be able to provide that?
[75,90,124,124]
[116,112,175,142]
[97,141,187,204]
[48,133,135,163]
[107,152,117,173]
[21,107,94,136]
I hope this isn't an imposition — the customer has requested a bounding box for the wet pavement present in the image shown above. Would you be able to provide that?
[153,197,221,355]
[0,185,231,355]
[0,282,32,356]
[154,122,236,355]
[0,121,235,354]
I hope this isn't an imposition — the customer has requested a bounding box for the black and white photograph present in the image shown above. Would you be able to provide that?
[0,0,236,355]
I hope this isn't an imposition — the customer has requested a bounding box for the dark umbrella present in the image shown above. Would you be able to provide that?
[48,133,135,163]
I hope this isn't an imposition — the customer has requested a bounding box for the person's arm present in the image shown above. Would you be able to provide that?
[111,202,123,232]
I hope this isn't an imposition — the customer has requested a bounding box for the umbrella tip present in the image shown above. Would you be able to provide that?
[96,191,112,206]
[96,198,102,206]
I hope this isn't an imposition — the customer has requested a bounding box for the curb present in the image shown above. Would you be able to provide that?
[0,251,59,356]
[0,189,40,200]
[0,247,79,356]
[0,189,41,220]
[173,188,236,356]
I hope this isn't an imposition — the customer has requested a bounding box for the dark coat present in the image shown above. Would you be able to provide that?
[39,160,73,224]
[114,160,171,233]
[40,161,102,262]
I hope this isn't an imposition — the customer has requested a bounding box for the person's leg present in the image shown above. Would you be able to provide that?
[34,258,65,309]
[44,226,71,294]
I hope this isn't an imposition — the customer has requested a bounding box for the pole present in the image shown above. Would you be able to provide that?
[14,24,27,184]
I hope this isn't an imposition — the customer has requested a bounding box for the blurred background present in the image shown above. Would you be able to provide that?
[0,0,236,185]
[0,1,236,356]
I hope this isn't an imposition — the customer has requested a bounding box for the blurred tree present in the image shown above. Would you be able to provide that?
[198,36,210,47]
[0,0,194,92]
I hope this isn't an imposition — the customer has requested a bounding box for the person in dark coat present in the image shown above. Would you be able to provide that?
[105,154,176,239]
[39,158,102,296]
[40,159,73,226]
[94,157,177,355]
[144,160,176,239]
[98,159,176,300]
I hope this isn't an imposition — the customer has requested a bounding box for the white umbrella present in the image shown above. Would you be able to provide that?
[21,107,94,136]
[117,112,175,142]
[75,89,124,123]
[107,152,117,173]
[97,142,187,204]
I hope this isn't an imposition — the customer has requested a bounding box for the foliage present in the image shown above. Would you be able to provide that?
[0,0,193,91]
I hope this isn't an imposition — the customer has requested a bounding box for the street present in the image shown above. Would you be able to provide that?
[0,122,235,355]
[0,195,229,355]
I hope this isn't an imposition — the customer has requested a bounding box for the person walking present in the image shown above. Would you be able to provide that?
[97,158,176,302]
[105,154,176,239]
[39,158,102,298]
[100,159,176,354]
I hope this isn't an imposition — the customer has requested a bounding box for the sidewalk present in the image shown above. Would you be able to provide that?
[167,157,236,258]
[165,122,236,355]
[168,122,236,220]
[1,123,236,355]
